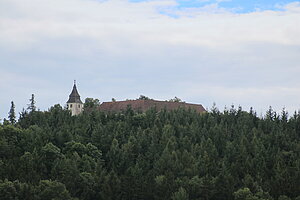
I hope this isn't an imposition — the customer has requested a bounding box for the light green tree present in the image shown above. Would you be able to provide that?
[172,187,189,200]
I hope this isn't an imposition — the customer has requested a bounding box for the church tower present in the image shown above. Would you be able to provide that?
[67,81,83,116]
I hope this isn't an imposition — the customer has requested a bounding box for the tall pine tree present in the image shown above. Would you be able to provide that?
[8,101,16,124]
[27,94,36,112]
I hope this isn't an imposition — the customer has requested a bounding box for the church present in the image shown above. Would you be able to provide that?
[66,81,84,116]
[67,82,206,116]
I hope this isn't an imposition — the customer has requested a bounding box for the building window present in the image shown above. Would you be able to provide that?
[78,105,80,108]
[70,104,72,108]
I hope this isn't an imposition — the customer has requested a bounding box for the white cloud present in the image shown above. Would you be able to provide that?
[0,0,300,118]
[1,0,300,50]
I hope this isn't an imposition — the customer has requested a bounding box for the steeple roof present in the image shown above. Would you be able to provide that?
[67,82,83,104]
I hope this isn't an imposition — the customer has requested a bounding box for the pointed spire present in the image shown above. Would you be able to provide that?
[67,81,83,104]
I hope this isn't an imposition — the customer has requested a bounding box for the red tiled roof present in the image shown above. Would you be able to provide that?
[98,99,206,113]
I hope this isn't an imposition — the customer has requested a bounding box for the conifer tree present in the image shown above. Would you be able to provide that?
[172,187,189,200]
[1,101,299,200]
[8,101,16,124]
[27,94,36,112]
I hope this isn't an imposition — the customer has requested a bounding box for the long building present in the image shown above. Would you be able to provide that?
[66,82,206,115]
[98,99,206,113]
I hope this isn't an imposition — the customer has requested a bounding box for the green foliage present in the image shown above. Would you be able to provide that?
[36,180,72,200]
[84,98,100,110]
[8,101,16,125]
[27,94,36,112]
[138,95,151,100]
[172,187,189,200]
[234,188,254,200]
[0,104,299,200]
[168,96,183,102]
[234,187,274,200]
[0,179,34,200]
[278,195,291,200]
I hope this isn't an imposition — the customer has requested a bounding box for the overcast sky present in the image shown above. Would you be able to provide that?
[1,0,300,120]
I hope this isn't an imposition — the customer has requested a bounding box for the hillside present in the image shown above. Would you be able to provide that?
[0,105,299,200]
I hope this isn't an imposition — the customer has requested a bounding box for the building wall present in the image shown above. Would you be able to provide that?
[67,103,83,116]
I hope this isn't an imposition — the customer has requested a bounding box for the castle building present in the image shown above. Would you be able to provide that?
[66,81,205,115]
[67,81,83,116]
[98,99,206,113]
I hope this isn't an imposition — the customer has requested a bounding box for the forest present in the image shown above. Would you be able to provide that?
[0,98,299,200]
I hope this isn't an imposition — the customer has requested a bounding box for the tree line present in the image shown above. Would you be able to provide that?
[0,97,299,200]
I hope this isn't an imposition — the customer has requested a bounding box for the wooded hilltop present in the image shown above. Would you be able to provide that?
[0,98,299,200]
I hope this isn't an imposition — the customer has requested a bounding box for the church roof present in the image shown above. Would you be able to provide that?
[98,99,206,113]
[67,83,83,104]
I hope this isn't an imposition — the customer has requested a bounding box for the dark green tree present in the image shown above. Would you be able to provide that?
[1,100,299,200]
[138,95,150,100]
[0,179,34,200]
[8,101,16,124]
[172,187,189,200]
[35,180,73,200]
[168,96,183,102]
[27,94,36,112]
[84,98,100,110]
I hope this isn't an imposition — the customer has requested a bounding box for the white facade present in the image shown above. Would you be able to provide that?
[67,102,83,116]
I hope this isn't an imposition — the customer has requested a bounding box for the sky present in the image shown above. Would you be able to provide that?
[1,0,300,120]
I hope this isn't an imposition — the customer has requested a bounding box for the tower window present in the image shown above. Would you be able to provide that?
[78,105,80,108]
[70,104,72,108]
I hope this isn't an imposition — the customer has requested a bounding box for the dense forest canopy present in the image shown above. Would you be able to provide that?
[0,99,299,200]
